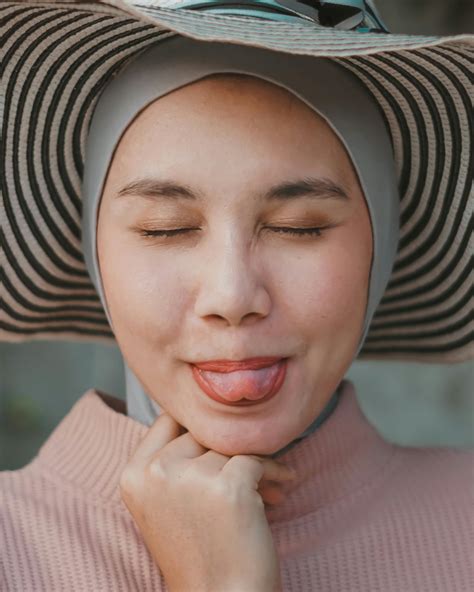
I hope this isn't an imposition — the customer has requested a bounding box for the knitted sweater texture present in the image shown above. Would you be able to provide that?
[1,381,473,591]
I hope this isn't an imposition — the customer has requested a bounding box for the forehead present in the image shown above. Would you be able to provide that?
[119,71,335,142]
[110,72,354,183]
[97,71,366,215]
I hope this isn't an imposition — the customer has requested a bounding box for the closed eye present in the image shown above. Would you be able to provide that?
[138,227,201,238]
[137,226,329,238]
[267,226,325,237]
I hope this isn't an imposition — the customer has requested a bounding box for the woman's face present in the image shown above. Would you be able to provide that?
[97,74,372,456]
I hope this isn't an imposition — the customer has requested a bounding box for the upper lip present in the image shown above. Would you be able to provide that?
[191,356,285,372]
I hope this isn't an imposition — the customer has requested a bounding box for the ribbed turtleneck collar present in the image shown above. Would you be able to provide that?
[33,380,397,524]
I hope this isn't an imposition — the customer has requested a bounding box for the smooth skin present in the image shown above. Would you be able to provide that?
[98,74,373,591]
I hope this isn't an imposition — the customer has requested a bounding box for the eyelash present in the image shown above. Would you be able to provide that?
[138,226,327,238]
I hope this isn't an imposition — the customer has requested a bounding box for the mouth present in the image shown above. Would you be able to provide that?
[190,357,288,407]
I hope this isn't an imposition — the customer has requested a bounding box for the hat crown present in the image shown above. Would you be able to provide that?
[169,0,389,32]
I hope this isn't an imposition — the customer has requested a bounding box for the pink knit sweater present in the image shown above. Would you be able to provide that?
[1,380,473,591]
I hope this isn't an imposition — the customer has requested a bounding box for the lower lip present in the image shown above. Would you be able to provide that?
[191,359,288,407]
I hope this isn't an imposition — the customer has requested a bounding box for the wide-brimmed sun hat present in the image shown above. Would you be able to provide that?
[1,0,472,362]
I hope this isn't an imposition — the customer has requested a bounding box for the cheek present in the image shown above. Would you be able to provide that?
[99,238,186,346]
[280,239,370,339]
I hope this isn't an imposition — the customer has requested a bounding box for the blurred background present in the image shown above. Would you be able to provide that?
[1,0,473,470]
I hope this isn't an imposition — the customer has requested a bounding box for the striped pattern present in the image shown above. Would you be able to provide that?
[0,1,473,361]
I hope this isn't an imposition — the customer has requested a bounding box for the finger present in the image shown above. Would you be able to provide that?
[131,412,184,464]
[155,430,212,470]
[220,455,266,489]
[251,456,297,483]
[222,455,296,490]
[258,483,286,506]
[191,449,231,475]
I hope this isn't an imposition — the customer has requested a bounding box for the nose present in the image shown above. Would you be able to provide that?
[193,232,271,327]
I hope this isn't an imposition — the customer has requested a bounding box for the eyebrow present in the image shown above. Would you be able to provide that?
[116,176,350,202]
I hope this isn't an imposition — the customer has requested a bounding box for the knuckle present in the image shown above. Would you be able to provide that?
[119,465,141,497]
[233,454,263,472]
[215,474,248,506]
[181,461,200,482]
[146,456,168,481]
[214,477,236,501]
[158,412,177,432]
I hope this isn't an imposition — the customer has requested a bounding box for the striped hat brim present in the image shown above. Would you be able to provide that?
[1,0,473,362]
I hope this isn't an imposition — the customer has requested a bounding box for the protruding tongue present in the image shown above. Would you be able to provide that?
[198,364,280,402]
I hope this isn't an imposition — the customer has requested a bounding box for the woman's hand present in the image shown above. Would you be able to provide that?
[119,411,296,592]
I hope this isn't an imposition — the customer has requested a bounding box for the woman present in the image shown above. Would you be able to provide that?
[1,1,472,591]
